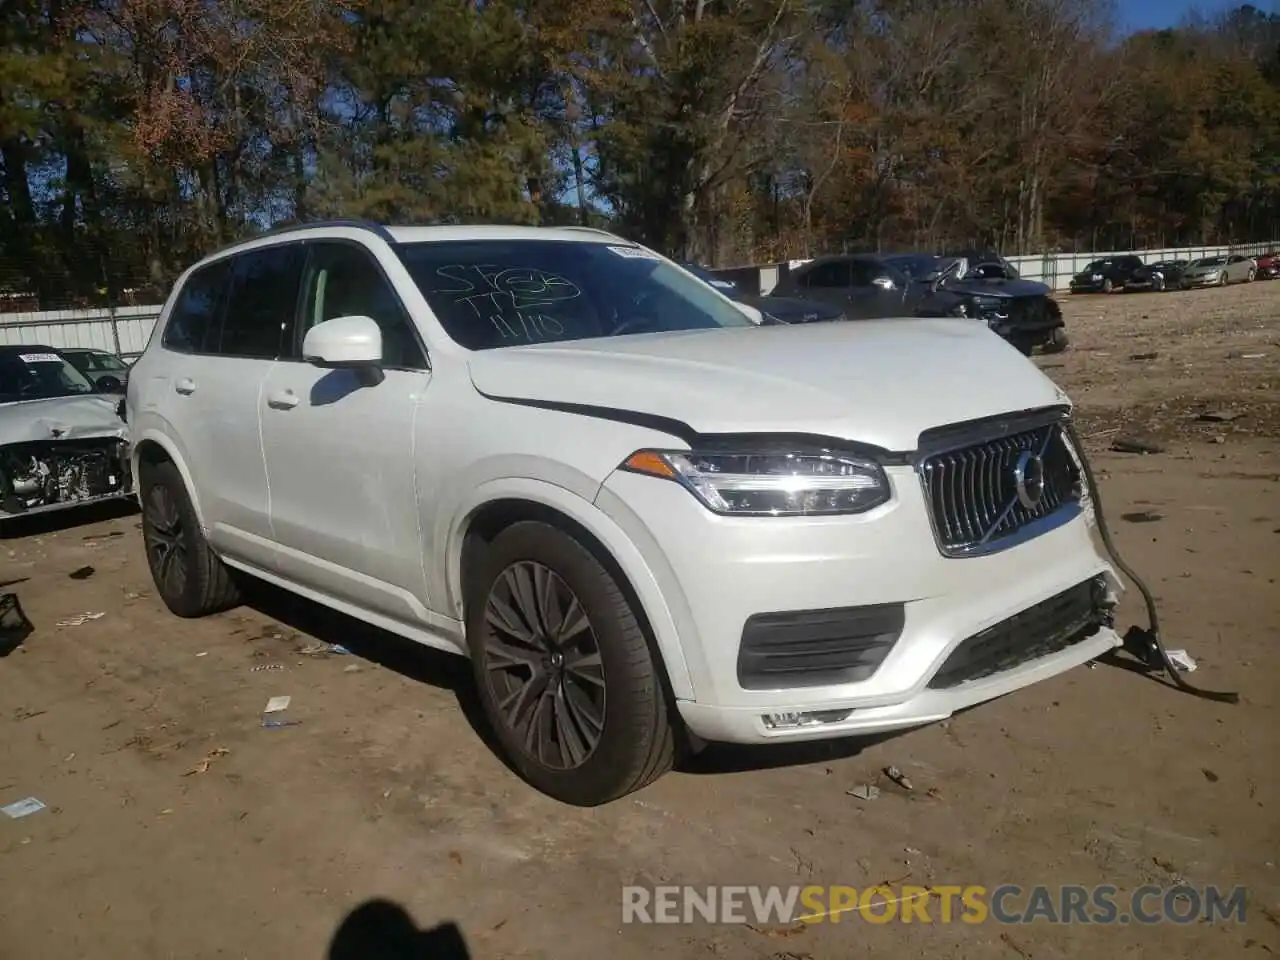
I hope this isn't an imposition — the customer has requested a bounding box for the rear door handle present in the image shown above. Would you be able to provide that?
[267,389,299,410]
[174,378,196,396]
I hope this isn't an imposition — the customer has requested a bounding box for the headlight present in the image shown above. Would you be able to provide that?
[1091,273,1102,280]
[620,449,891,516]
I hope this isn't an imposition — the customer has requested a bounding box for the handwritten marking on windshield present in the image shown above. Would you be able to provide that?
[434,265,582,342]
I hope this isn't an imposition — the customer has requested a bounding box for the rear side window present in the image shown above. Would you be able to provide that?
[803,261,851,288]
[162,259,231,353]
[215,245,304,359]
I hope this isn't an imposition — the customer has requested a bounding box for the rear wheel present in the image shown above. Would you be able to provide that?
[140,459,240,617]
[466,521,676,806]
[1043,327,1069,354]
[1247,266,1256,282]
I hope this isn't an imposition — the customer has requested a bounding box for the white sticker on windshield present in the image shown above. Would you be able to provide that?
[18,353,62,363]
[607,245,661,260]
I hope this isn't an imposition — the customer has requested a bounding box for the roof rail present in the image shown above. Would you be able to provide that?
[558,225,621,239]
[257,219,396,244]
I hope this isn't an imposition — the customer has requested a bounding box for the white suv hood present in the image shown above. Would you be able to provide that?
[0,394,127,445]
[466,319,1068,452]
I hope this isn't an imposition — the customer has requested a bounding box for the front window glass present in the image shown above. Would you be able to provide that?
[0,351,97,403]
[396,240,753,350]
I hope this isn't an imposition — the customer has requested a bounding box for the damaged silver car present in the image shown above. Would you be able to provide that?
[0,345,133,522]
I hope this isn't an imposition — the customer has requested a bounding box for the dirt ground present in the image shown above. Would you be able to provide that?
[2,281,1278,960]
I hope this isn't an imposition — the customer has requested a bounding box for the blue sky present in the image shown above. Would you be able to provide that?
[1119,0,1262,32]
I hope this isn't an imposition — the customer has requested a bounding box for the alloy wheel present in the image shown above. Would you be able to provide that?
[481,561,607,770]
[144,484,188,598]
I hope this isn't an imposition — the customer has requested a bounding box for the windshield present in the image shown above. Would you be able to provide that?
[883,255,942,280]
[397,240,754,350]
[1193,257,1226,267]
[0,350,97,403]
[68,351,129,374]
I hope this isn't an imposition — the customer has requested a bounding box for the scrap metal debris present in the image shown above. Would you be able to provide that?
[1166,649,1197,672]
[263,696,291,713]
[68,566,95,580]
[0,593,35,656]
[297,641,350,657]
[846,785,880,801]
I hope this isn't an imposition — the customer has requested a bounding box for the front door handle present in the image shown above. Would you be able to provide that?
[174,378,196,396]
[266,389,299,410]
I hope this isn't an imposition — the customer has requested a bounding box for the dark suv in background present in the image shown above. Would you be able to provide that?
[771,252,1068,354]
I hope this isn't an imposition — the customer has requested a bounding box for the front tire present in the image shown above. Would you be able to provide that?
[139,459,241,617]
[1043,327,1069,353]
[466,521,675,806]
[1101,278,1114,293]
[1218,272,1228,286]
[1247,267,1256,282]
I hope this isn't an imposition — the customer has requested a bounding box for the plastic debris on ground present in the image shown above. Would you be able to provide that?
[183,747,230,776]
[262,719,303,729]
[846,785,880,801]
[1166,649,1197,672]
[250,664,284,672]
[298,641,349,657]
[263,696,291,714]
[56,612,105,627]
[2,797,47,819]
[884,765,914,791]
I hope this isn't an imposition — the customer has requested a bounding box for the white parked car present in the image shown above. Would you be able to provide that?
[0,344,132,524]
[127,220,1124,806]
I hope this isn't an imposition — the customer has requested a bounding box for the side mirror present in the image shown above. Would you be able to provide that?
[96,374,124,394]
[303,315,385,385]
[735,302,765,325]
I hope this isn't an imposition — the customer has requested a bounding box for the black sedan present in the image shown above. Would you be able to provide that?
[1068,255,1145,294]
[1124,260,1188,292]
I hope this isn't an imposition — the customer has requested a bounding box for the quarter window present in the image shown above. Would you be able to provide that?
[162,259,231,354]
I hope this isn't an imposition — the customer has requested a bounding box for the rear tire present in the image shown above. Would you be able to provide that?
[1247,267,1256,282]
[139,459,240,618]
[465,521,676,806]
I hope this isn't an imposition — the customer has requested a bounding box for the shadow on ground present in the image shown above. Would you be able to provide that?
[329,900,470,959]
[240,577,914,785]
[0,497,139,540]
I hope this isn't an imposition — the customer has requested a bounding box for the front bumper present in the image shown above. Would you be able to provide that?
[1069,280,1106,293]
[595,462,1120,745]
[1182,274,1218,287]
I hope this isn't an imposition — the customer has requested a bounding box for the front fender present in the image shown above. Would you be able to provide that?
[130,425,206,531]
[441,475,695,701]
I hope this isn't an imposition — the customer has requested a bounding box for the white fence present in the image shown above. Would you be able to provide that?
[0,239,1277,354]
[0,304,162,359]
[729,240,1280,295]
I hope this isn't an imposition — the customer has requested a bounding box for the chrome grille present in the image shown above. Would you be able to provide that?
[918,419,1081,556]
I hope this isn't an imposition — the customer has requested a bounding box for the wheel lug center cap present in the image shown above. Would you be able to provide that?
[549,651,564,669]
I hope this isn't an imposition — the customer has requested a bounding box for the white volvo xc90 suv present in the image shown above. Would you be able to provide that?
[127,221,1123,805]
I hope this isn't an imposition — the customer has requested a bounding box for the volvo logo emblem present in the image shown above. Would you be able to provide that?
[1012,450,1046,509]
